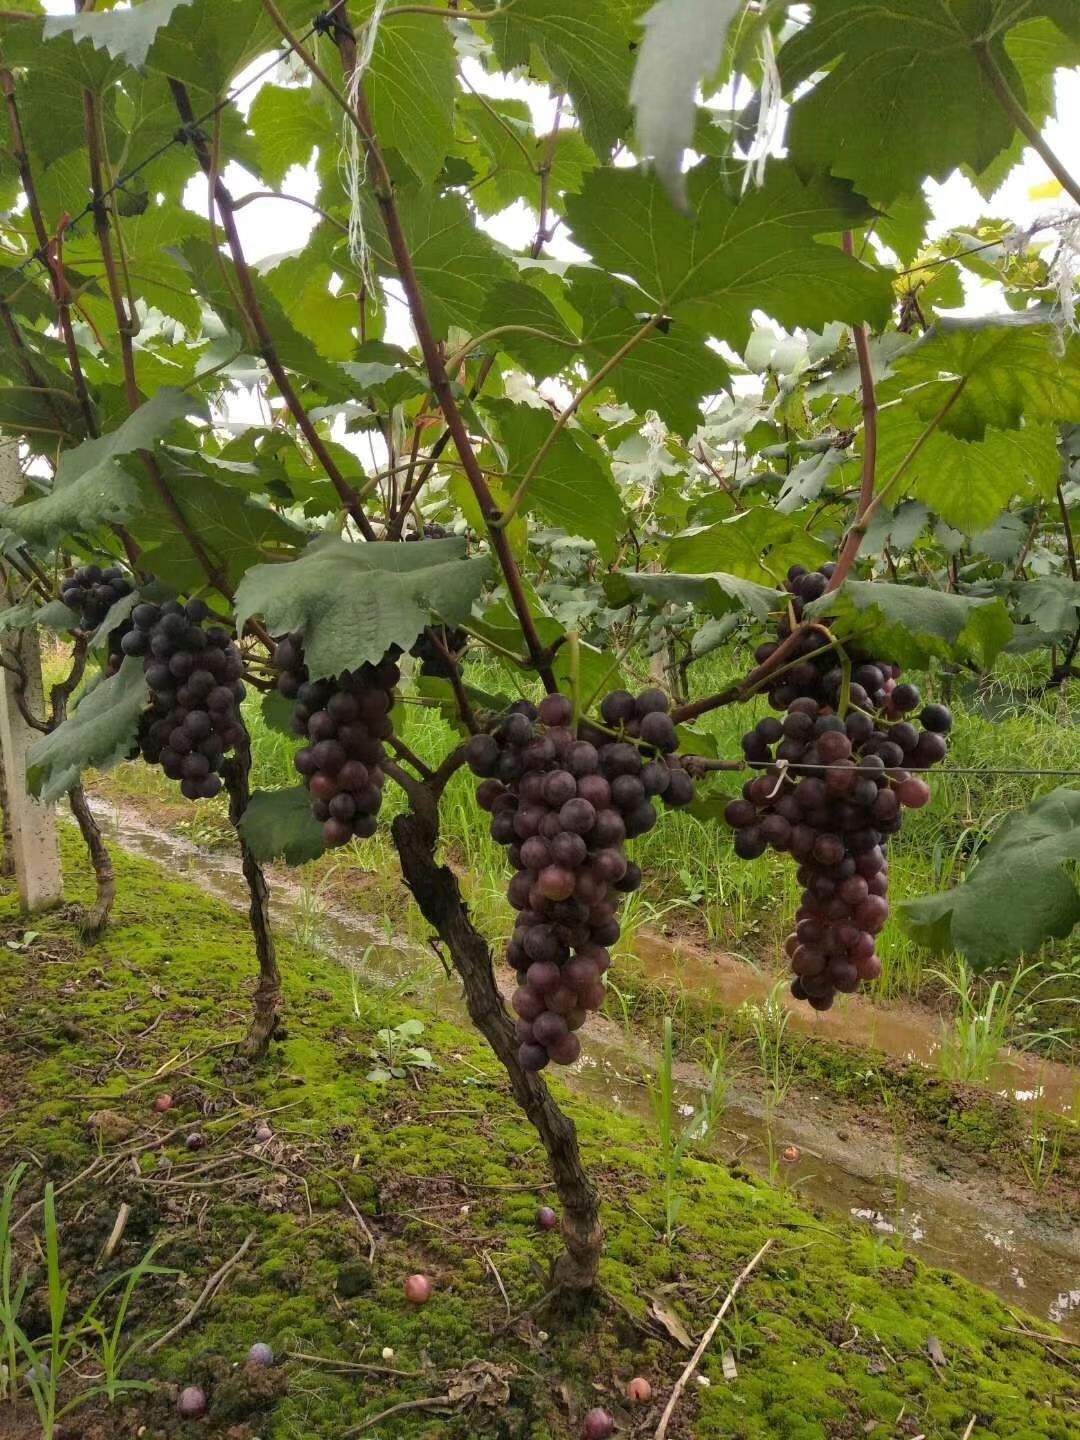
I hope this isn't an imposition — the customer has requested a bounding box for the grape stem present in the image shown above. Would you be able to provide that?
[974,40,1080,208]
[567,630,582,733]
[823,232,878,597]
[286,7,558,691]
[671,627,844,725]
[169,77,379,546]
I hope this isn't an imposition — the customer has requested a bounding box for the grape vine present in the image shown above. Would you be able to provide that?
[724,565,951,1009]
[466,689,696,1069]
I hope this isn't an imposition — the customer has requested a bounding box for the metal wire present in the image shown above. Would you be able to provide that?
[2,16,325,282]
[739,760,1080,779]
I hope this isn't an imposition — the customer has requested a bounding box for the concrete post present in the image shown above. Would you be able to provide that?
[0,442,63,911]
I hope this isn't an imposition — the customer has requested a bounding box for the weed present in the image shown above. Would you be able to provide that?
[647,1018,729,1242]
[367,1019,437,1082]
[0,1169,172,1437]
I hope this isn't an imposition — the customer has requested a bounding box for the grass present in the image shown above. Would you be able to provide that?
[63,635,1080,1061]
[0,1166,168,1436]
[2,825,1078,1437]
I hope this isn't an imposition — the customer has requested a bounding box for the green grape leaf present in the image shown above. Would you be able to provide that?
[134,464,304,594]
[629,0,742,208]
[145,0,295,100]
[368,10,456,182]
[778,1,1060,204]
[603,569,782,622]
[1012,576,1080,636]
[570,271,730,436]
[900,788,1080,969]
[871,413,1063,535]
[389,189,518,338]
[235,536,491,680]
[179,237,349,398]
[239,786,326,867]
[33,600,81,633]
[488,0,635,155]
[807,580,1014,671]
[477,281,579,379]
[0,388,204,547]
[26,658,147,803]
[666,505,832,586]
[564,162,891,350]
[248,84,336,190]
[43,0,191,70]
[485,398,625,557]
[890,313,1080,441]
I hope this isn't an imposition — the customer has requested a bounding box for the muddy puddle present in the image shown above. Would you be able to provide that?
[630,934,1080,1117]
[82,798,1080,1339]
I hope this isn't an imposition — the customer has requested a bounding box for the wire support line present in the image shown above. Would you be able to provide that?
[735,761,1080,779]
[2,16,324,281]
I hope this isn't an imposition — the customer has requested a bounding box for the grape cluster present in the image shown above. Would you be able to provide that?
[725,564,952,1010]
[410,625,468,680]
[466,688,695,1070]
[127,599,246,800]
[274,634,399,849]
[61,563,133,631]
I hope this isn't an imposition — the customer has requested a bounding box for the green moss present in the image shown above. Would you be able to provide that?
[0,825,1075,1438]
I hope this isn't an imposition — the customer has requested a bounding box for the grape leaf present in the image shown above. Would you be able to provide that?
[239,786,326,867]
[487,0,635,155]
[889,313,1080,441]
[26,659,147,804]
[1012,576,1080,635]
[900,788,1080,969]
[43,0,192,70]
[248,84,335,190]
[564,162,891,350]
[0,388,205,547]
[778,0,1057,204]
[666,505,831,586]
[477,281,579,379]
[570,271,730,436]
[872,415,1063,535]
[389,189,518,338]
[235,535,491,681]
[629,0,742,208]
[134,464,304,594]
[485,398,626,557]
[603,569,781,622]
[368,10,456,183]
[807,580,1013,671]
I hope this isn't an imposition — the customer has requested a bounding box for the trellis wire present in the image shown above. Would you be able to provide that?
[732,761,1080,779]
[2,13,330,283]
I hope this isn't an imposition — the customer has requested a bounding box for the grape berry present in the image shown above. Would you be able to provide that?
[275,634,399,848]
[132,599,245,800]
[466,688,695,1070]
[725,563,951,1010]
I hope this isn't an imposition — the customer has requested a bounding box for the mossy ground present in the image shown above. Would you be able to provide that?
[0,826,1076,1439]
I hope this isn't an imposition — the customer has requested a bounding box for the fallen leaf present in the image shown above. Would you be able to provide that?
[648,1295,694,1349]
[86,1110,135,1144]
[447,1358,515,1407]
[722,1348,738,1381]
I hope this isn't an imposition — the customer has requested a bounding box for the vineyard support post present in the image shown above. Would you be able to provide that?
[0,444,62,912]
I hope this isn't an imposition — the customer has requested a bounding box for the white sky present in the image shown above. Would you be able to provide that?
[37,0,1080,434]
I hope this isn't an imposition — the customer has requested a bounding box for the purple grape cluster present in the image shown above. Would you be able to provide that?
[465,688,696,1070]
[131,599,246,800]
[62,562,132,631]
[725,564,952,1010]
[274,634,398,848]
